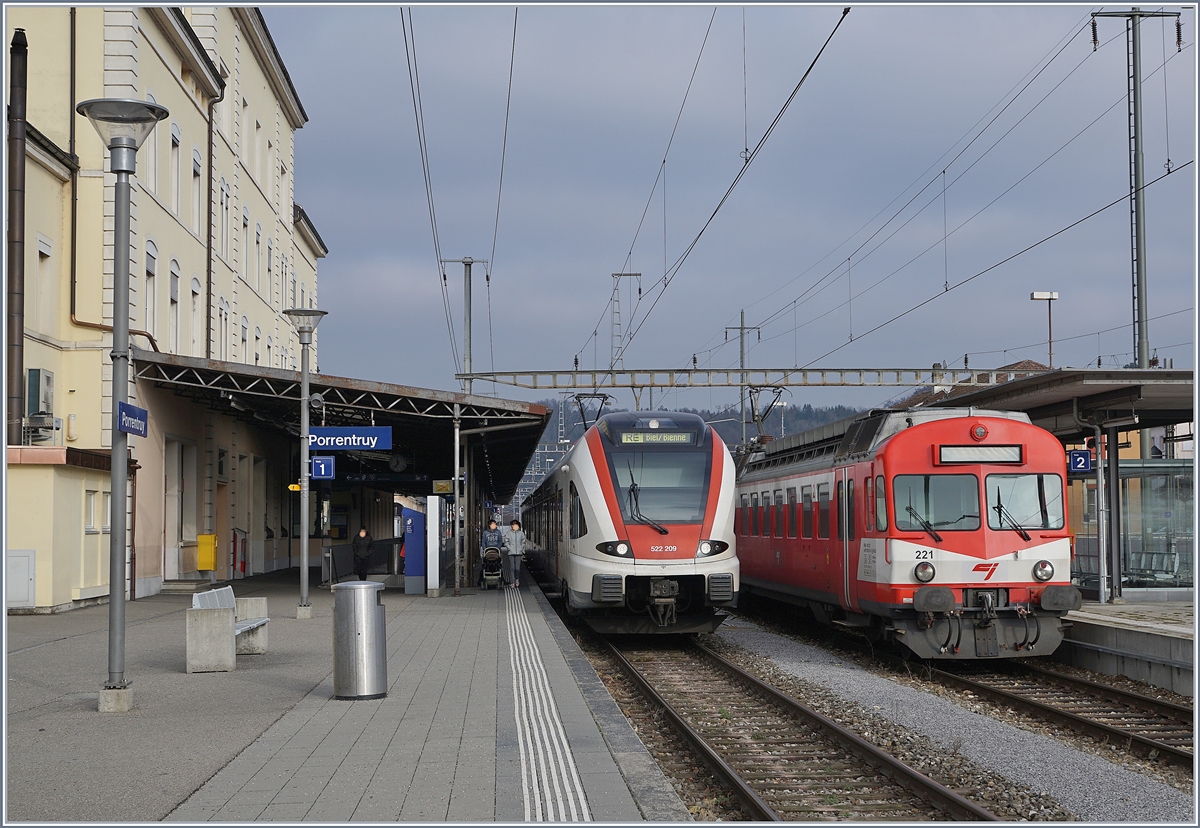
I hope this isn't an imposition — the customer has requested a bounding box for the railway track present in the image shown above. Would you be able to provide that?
[932,661,1194,768]
[603,636,999,821]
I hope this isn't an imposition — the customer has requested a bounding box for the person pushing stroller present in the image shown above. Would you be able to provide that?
[478,518,505,589]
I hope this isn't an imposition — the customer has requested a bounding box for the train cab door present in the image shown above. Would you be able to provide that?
[838,468,855,611]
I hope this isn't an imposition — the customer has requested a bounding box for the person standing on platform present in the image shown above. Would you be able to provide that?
[502,519,526,588]
[352,526,375,581]
[479,518,504,587]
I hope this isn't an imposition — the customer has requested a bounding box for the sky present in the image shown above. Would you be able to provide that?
[264,2,1197,414]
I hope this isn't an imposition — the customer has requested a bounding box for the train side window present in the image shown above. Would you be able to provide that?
[875,475,888,531]
[750,493,759,535]
[569,482,588,539]
[738,493,750,536]
[760,491,771,537]
[835,481,844,541]
[847,479,855,541]
[786,487,797,538]
[817,483,830,539]
[864,477,873,533]
[801,486,813,538]
[773,489,784,537]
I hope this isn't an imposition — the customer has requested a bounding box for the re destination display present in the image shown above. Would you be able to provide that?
[619,431,695,444]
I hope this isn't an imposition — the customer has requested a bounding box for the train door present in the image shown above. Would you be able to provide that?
[838,468,851,609]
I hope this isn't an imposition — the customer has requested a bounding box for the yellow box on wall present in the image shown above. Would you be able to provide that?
[197,534,218,571]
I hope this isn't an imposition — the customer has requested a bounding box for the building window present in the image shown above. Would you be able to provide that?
[144,241,157,338]
[143,93,158,193]
[28,236,54,335]
[241,208,249,282]
[254,327,261,365]
[240,316,249,363]
[218,180,230,259]
[85,490,98,533]
[254,120,262,178]
[169,260,180,353]
[190,277,202,356]
[170,124,180,214]
[265,335,272,368]
[217,63,231,135]
[102,491,111,533]
[254,224,262,292]
[266,239,273,301]
[191,149,202,235]
[217,298,230,361]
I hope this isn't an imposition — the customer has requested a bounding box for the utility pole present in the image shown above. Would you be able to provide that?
[442,258,487,396]
[725,310,760,446]
[1093,7,1181,459]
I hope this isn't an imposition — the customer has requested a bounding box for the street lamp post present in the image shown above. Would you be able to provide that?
[285,307,327,618]
[77,98,168,712]
[1030,291,1059,368]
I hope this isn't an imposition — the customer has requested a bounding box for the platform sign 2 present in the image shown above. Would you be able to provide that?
[117,401,148,438]
[1068,449,1093,473]
[311,456,336,480]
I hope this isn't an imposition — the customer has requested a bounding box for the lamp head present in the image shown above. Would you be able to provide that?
[1030,291,1059,301]
[284,308,328,336]
[76,98,169,150]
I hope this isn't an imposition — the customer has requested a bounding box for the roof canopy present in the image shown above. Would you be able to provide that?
[132,348,550,504]
[926,368,1193,440]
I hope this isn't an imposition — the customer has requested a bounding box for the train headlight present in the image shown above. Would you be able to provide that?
[1032,560,1054,581]
[914,562,936,583]
[695,540,729,558]
[597,541,632,558]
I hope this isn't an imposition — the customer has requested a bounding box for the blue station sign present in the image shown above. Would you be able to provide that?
[308,426,392,451]
[117,401,148,438]
[311,456,336,480]
[1068,449,1093,473]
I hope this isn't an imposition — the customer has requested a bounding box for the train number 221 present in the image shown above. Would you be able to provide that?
[914,549,934,560]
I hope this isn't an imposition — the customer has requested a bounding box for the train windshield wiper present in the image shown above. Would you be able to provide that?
[626,463,669,535]
[905,506,943,543]
[992,490,1032,541]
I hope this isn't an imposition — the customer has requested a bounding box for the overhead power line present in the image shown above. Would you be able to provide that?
[615,6,852,365]
[401,7,460,376]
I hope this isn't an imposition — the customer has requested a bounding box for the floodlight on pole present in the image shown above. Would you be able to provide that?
[284,307,327,615]
[1030,291,1059,369]
[77,98,168,710]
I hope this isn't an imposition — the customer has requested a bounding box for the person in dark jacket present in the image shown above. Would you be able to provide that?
[479,518,504,587]
[352,526,374,581]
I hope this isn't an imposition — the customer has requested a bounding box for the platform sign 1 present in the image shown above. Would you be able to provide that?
[311,456,336,480]
[1068,449,1093,473]
[117,401,148,437]
[308,426,391,451]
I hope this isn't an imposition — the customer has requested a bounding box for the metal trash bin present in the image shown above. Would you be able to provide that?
[332,581,387,700]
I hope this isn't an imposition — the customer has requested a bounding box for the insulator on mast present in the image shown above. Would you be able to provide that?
[1177,18,1183,52]
[1091,17,1099,51]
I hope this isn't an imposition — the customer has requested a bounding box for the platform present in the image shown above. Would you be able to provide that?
[4,569,688,822]
[1053,600,1194,696]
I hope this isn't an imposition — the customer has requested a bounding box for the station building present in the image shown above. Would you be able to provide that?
[5,7,549,614]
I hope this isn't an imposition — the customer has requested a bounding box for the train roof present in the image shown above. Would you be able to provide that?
[745,407,1031,473]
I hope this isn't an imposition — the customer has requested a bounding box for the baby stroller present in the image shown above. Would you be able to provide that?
[479,546,504,590]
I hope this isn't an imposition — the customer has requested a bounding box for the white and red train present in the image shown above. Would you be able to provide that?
[521,411,740,634]
[737,408,1082,659]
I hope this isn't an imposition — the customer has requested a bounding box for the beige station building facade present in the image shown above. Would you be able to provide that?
[5,6,339,610]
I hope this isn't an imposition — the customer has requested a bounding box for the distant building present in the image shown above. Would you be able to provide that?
[7,7,333,610]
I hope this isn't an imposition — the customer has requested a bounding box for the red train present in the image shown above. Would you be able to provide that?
[736,408,1082,659]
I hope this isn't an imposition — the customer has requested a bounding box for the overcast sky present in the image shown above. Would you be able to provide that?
[264,3,1196,413]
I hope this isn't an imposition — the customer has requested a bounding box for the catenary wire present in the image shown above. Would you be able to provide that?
[616,7,851,365]
[401,7,460,376]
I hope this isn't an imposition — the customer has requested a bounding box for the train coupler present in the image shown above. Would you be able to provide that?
[648,579,679,627]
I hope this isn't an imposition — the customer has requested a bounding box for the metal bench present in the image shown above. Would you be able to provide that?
[186,586,269,673]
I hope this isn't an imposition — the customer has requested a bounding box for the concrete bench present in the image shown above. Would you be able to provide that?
[186,586,269,673]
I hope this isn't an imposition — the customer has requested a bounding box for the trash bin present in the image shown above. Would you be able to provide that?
[332,581,387,700]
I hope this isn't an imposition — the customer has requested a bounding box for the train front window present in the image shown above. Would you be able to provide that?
[893,474,980,531]
[986,474,1064,531]
[608,450,712,524]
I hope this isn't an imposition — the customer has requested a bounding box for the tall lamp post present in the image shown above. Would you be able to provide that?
[77,98,168,712]
[285,307,327,618]
[1030,291,1059,368]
